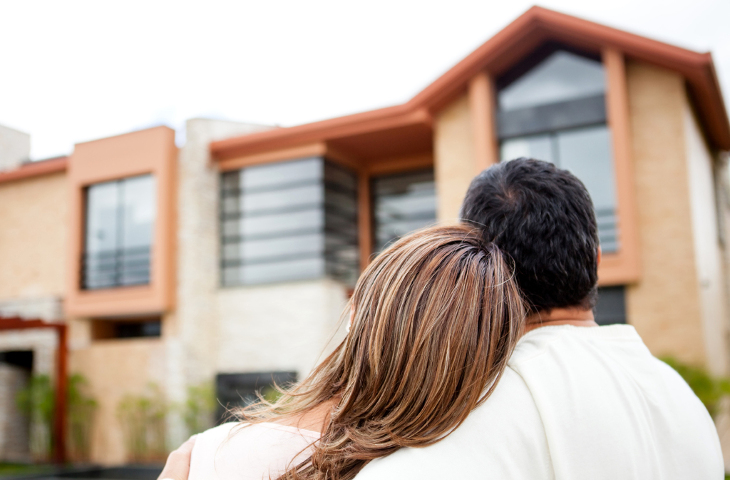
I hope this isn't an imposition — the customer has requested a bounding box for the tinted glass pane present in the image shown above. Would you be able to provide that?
[222,209,324,240]
[222,233,324,263]
[86,181,119,254]
[500,134,554,163]
[221,158,358,286]
[499,51,605,111]
[373,170,436,253]
[237,184,322,214]
[239,157,322,190]
[121,175,156,248]
[228,257,325,285]
[557,126,618,252]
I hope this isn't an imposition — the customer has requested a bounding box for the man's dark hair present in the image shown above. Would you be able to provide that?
[460,158,599,313]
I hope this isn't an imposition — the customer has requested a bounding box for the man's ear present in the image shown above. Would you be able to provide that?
[597,246,602,267]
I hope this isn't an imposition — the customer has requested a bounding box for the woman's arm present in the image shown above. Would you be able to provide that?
[157,436,196,480]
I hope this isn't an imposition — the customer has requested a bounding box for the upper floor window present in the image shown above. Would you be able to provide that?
[497,49,619,253]
[83,175,156,289]
[220,157,358,287]
[372,170,436,253]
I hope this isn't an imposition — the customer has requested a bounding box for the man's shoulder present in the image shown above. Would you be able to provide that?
[355,368,553,480]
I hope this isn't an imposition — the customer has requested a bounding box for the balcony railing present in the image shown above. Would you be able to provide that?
[81,246,151,290]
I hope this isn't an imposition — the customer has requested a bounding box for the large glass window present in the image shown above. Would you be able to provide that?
[83,175,156,289]
[497,49,619,252]
[372,170,437,253]
[220,157,358,286]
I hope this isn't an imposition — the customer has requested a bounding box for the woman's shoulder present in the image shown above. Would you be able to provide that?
[189,422,319,480]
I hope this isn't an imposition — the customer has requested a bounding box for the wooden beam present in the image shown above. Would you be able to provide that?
[468,71,500,173]
[358,172,373,271]
[53,325,67,464]
[600,47,641,285]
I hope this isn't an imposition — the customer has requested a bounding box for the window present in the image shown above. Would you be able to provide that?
[594,286,626,325]
[83,175,156,289]
[497,49,619,253]
[215,372,297,423]
[220,158,358,286]
[91,317,162,340]
[372,170,437,253]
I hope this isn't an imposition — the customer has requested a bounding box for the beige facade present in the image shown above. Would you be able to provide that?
[434,94,476,224]
[0,173,67,305]
[624,61,718,367]
[68,337,166,464]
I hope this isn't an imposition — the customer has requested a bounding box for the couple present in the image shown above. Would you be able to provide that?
[161,159,722,479]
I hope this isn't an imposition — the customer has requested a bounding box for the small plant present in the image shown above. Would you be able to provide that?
[16,374,54,462]
[66,374,97,463]
[181,382,216,437]
[661,356,730,417]
[15,373,98,464]
[117,383,169,463]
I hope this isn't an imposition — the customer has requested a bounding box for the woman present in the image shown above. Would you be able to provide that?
[188,225,525,480]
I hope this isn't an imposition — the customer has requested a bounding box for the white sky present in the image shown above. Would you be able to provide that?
[1,0,728,160]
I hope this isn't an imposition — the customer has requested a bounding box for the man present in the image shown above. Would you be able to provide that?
[159,158,723,479]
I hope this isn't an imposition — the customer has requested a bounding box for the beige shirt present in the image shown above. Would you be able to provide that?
[189,422,319,480]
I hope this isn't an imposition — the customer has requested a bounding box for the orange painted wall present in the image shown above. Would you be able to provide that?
[65,126,177,318]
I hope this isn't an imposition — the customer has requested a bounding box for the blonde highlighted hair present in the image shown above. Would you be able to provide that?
[237,224,526,479]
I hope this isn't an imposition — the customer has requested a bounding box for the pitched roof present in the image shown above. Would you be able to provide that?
[211,6,730,159]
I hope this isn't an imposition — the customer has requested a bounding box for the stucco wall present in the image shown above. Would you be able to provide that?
[684,104,729,375]
[0,173,67,302]
[624,60,706,365]
[434,93,475,223]
[216,280,348,376]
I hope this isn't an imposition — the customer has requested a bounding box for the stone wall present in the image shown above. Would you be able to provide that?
[0,124,30,172]
[0,363,30,462]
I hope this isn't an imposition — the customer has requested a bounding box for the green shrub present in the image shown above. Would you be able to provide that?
[66,374,97,462]
[15,373,98,463]
[181,382,216,437]
[16,374,54,462]
[661,356,730,417]
[117,383,169,463]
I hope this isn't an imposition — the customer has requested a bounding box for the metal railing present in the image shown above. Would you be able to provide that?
[81,246,151,290]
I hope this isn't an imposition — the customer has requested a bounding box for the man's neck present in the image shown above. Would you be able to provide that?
[524,307,598,333]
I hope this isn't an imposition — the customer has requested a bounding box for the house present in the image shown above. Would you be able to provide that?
[1,6,729,466]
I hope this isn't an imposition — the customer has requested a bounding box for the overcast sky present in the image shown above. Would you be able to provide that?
[1,0,728,160]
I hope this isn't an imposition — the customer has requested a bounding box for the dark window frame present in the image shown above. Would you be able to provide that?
[219,157,359,287]
[371,169,437,254]
[81,175,154,290]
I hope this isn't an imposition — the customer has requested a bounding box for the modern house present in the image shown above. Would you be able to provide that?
[1,6,729,466]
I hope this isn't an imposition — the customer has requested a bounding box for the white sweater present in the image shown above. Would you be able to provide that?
[190,325,723,479]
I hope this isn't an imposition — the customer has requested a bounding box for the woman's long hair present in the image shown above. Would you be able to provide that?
[236,225,526,480]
